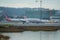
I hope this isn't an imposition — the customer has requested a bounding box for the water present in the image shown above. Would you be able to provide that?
[1,30,60,40]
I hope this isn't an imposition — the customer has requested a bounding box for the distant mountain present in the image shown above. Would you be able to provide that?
[0,7,60,19]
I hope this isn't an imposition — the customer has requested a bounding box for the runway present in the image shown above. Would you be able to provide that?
[0,21,60,27]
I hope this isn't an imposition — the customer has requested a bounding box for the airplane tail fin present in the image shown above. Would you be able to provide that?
[5,16,11,21]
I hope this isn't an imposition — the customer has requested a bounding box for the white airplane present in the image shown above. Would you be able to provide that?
[5,16,50,23]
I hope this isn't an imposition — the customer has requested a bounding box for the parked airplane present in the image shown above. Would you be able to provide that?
[5,16,50,24]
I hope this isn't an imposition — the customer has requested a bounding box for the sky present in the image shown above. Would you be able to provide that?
[0,0,60,10]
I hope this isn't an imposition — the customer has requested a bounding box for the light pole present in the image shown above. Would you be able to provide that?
[40,0,42,19]
[35,0,42,40]
[40,0,42,40]
[40,0,42,8]
[35,0,42,19]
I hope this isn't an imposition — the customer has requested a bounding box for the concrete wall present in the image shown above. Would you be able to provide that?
[1,30,60,40]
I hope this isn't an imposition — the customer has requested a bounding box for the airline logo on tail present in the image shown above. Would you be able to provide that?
[5,16,11,21]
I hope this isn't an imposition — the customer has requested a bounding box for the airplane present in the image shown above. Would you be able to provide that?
[5,16,50,24]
